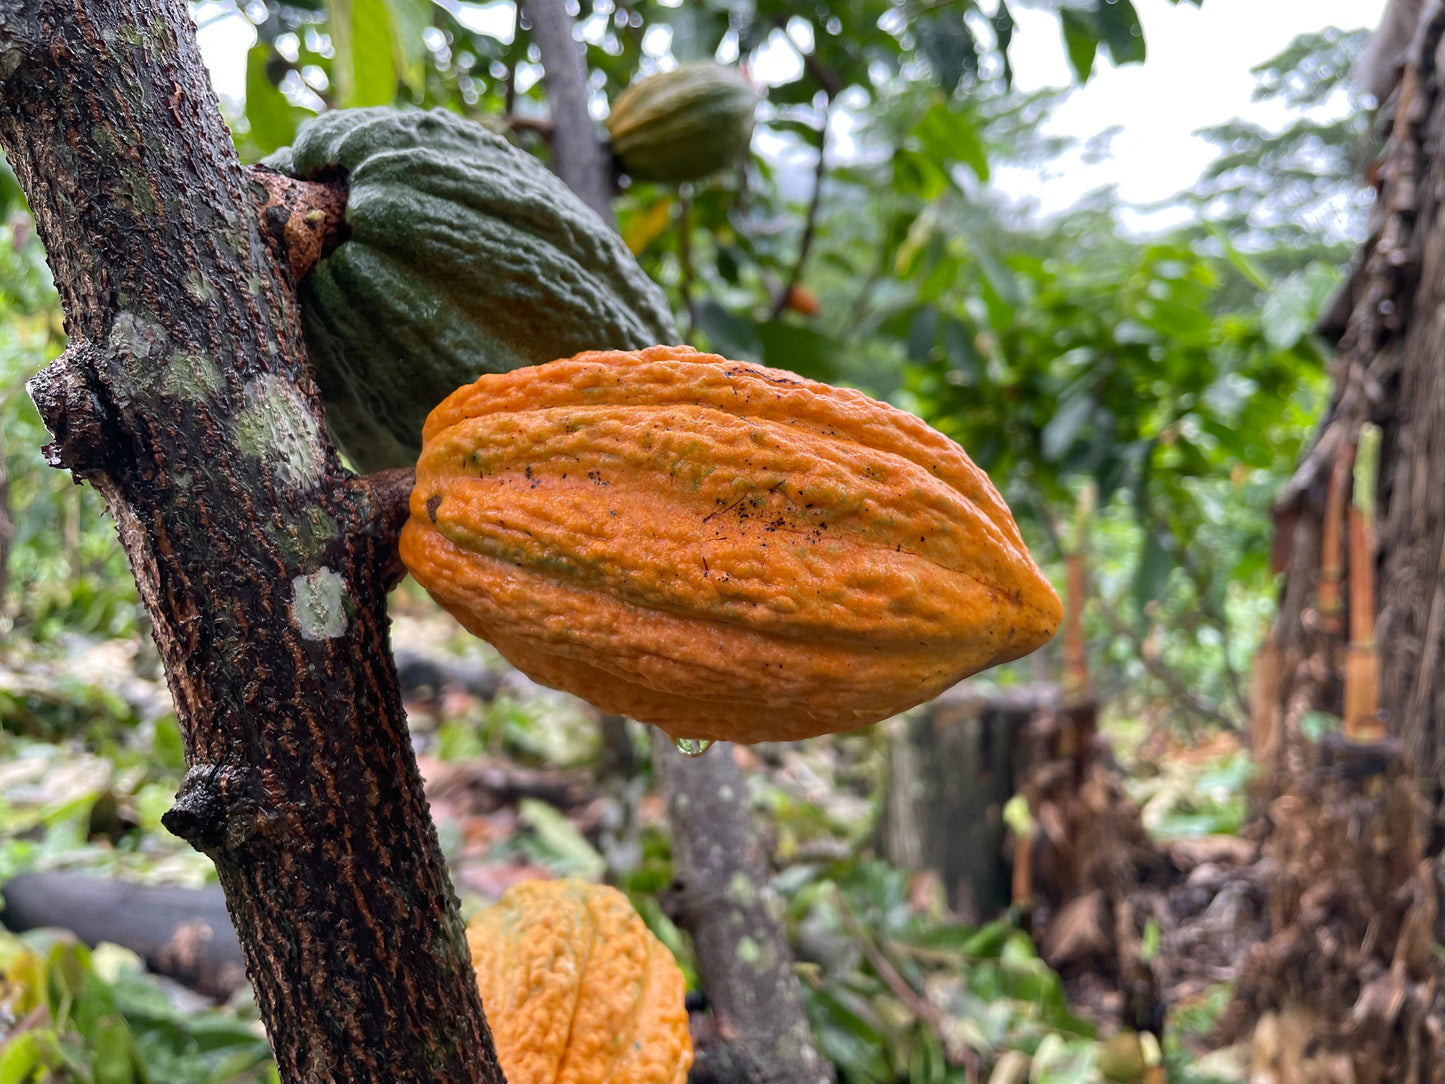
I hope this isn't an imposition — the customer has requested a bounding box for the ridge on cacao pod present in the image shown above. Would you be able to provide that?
[467,878,692,1084]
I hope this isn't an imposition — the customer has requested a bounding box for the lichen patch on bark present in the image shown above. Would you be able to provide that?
[236,373,324,490]
[291,568,349,640]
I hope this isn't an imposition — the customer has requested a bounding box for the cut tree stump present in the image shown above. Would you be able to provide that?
[878,683,1056,921]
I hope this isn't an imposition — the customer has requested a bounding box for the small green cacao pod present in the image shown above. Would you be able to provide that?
[265,108,678,472]
[605,63,758,184]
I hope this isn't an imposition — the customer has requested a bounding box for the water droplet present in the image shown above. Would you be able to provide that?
[673,737,714,758]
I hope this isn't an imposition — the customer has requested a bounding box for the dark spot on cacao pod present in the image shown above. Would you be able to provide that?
[426,494,442,523]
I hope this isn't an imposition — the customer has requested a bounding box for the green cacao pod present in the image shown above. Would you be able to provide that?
[605,63,758,184]
[266,108,677,472]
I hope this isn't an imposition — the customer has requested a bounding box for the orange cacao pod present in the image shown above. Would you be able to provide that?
[399,346,1061,743]
[467,879,691,1084]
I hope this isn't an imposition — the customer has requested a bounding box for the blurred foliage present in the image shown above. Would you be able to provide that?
[787,859,1094,1083]
[0,214,140,647]
[0,931,275,1084]
[1172,26,1375,308]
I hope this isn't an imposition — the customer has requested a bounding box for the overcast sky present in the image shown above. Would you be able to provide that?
[195,0,1389,217]
[998,0,1388,215]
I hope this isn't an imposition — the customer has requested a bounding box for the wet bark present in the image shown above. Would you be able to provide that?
[0,2,499,1080]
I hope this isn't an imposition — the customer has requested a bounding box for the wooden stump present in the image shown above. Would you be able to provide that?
[879,683,1057,921]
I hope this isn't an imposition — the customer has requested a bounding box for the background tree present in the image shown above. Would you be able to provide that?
[2,2,1412,1082]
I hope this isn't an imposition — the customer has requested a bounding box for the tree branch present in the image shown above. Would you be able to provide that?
[0,3,499,1080]
[249,167,349,283]
[769,98,832,320]
[521,0,614,223]
[1095,598,1242,732]
[678,192,698,341]
[651,733,836,1084]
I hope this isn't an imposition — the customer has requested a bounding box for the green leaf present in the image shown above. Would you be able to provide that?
[1094,0,1145,66]
[907,306,938,362]
[516,798,605,881]
[754,320,843,382]
[0,1030,56,1081]
[994,1,1016,86]
[1041,393,1093,462]
[91,1015,141,1084]
[915,7,979,92]
[383,0,431,96]
[1060,10,1099,82]
[244,45,297,155]
[694,299,762,362]
[913,102,989,183]
[942,316,982,383]
[1206,222,1272,291]
[329,0,398,108]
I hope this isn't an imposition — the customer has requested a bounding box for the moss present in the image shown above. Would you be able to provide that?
[183,270,216,306]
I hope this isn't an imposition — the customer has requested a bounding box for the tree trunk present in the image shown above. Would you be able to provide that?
[650,732,835,1084]
[1239,4,1445,1074]
[0,3,499,1080]
[1263,4,1445,794]
[521,0,614,222]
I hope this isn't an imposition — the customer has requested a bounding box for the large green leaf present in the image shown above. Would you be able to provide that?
[383,0,431,96]
[1094,0,1145,65]
[244,45,298,154]
[328,0,398,107]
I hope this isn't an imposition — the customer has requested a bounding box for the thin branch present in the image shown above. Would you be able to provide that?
[769,98,832,320]
[1035,489,1240,732]
[834,892,977,1075]
[678,191,698,340]
[504,1,521,116]
[1095,597,1242,733]
[771,16,843,100]
[505,115,555,140]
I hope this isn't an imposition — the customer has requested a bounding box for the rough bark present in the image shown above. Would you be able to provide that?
[1236,3,1445,1075]
[1375,14,1445,791]
[521,0,615,223]
[650,732,835,1084]
[0,3,499,1080]
[1263,0,1445,794]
